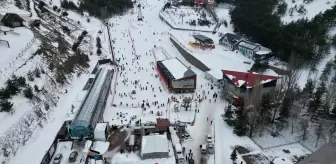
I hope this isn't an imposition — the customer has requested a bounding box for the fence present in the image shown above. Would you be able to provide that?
[127,28,137,56]
[159,12,214,33]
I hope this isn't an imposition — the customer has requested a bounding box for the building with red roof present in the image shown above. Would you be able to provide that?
[221,69,279,105]
[156,118,170,132]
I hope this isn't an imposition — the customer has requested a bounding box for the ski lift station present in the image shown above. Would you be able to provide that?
[69,68,114,139]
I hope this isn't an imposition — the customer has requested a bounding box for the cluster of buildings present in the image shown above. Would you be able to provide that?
[219,33,272,61]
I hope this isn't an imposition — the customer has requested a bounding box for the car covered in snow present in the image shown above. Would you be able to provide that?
[201,144,207,154]
[207,143,214,154]
[53,153,63,164]
[207,134,212,143]
[68,151,78,163]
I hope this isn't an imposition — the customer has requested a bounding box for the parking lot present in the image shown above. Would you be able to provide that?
[50,141,88,164]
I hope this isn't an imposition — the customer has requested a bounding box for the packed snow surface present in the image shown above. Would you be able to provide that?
[282,0,335,23]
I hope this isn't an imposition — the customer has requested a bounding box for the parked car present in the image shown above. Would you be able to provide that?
[201,144,207,154]
[207,134,212,143]
[69,151,78,163]
[53,153,63,164]
[208,143,214,154]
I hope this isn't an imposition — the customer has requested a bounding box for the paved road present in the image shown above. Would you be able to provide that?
[186,101,215,164]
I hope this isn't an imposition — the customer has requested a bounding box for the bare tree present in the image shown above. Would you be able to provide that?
[290,104,300,133]
[246,78,262,137]
[284,54,302,96]
[272,54,301,122]
[58,36,68,54]
[298,118,309,141]
[271,76,286,123]
[315,121,326,147]
[324,121,336,143]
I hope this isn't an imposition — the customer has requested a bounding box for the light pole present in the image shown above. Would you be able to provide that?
[180,13,185,25]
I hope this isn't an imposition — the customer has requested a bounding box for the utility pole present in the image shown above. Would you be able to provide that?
[180,13,185,25]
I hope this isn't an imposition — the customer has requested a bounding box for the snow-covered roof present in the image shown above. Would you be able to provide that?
[95,122,107,132]
[89,159,103,164]
[0,8,30,16]
[91,141,109,154]
[71,68,113,137]
[296,142,336,164]
[161,58,191,79]
[238,40,259,50]
[206,69,223,80]
[83,140,93,153]
[256,50,271,55]
[222,69,279,88]
[141,135,169,155]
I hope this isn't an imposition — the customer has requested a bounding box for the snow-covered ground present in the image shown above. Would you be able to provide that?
[2,0,328,163]
[160,6,217,31]
[171,31,254,73]
[215,5,234,34]
[281,0,335,24]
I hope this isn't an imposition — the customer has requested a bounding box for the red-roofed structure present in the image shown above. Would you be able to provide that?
[221,70,279,88]
[221,69,279,106]
[156,118,170,132]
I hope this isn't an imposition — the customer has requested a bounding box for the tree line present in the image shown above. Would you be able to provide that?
[61,0,133,19]
[229,0,336,66]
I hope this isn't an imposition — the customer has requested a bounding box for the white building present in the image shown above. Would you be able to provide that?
[94,122,109,141]
[141,134,170,159]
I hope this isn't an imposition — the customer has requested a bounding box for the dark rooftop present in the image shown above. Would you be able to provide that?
[296,143,336,164]
[219,33,243,45]
[193,35,214,44]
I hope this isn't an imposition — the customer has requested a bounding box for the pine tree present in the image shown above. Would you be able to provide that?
[62,11,69,17]
[97,48,102,55]
[16,76,26,87]
[34,85,40,93]
[6,79,20,96]
[0,100,14,112]
[230,149,237,162]
[27,71,34,81]
[224,106,233,119]
[331,101,336,117]
[96,37,102,49]
[277,3,288,16]
[280,94,291,118]
[23,86,34,99]
[303,78,314,96]
[35,68,41,78]
[0,88,11,99]
[233,108,248,136]
[223,20,228,27]
[308,82,326,114]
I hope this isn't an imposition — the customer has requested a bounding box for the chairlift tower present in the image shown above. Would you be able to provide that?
[137,4,143,21]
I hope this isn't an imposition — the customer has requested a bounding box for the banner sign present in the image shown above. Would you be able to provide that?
[172,79,195,88]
